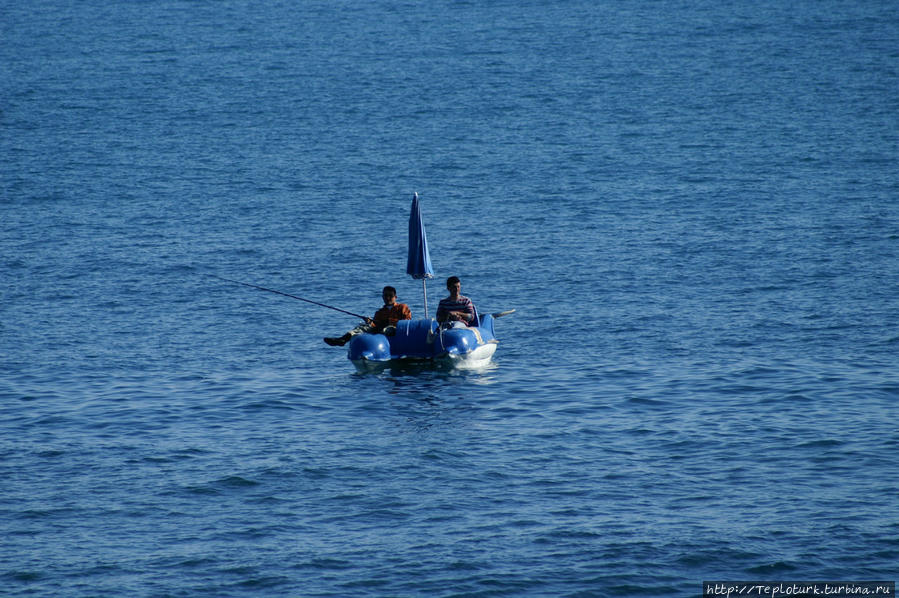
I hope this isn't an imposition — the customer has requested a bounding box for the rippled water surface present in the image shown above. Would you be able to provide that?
[2,1,898,596]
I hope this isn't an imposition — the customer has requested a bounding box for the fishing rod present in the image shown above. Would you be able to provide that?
[210,275,369,320]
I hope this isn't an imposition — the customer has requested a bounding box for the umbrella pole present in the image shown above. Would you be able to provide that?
[422,279,429,319]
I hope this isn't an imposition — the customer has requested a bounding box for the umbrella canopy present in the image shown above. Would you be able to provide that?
[406,192,434,280]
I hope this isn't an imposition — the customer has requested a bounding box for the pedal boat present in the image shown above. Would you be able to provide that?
[347,313,500,371]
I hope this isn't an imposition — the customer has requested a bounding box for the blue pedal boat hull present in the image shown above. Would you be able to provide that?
[348,315,499,370]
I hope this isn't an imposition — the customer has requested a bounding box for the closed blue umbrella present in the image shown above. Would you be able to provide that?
[406,192,435,317]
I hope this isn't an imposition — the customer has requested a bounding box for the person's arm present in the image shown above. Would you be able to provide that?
[459,298,475,323]
[446,308,472,323]
[370,306,388,328]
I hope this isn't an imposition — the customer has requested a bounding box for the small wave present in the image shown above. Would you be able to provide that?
[1,570,44,583]
[625,397,669,407]
[796,438,843,449]
[180,475,260,495]
[36,449,65,458]
[292,558,353,571]
[234,575,293,590]
[149,555,210,570]
[183,484,221,496]
[215,475,261,488]
[746,560,800,574]
[677,547,762,567]
[242,399,295,411]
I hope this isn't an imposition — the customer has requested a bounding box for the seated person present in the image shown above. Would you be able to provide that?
[324,286,411,346]
[435,276,475,328]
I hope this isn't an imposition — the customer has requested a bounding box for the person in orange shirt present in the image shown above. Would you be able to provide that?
[324,286,411,346]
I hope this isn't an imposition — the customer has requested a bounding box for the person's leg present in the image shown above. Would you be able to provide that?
[324,322,374,346]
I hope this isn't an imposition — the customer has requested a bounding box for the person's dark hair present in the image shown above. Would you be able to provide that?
[382,286,397,296]
[446,276,460,288]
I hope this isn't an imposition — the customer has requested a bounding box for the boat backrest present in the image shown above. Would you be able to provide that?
[476,313,495,339]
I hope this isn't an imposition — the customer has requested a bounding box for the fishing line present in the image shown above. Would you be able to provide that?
[210,275,368,320]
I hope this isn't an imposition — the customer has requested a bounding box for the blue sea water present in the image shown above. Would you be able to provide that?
[2,0,898,596]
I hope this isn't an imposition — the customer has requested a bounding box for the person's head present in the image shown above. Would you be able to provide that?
[382,286,397,304]
[446,276,461,294]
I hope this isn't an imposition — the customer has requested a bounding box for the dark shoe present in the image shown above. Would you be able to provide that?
[324,333,351,347]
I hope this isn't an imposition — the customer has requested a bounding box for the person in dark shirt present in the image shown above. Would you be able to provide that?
[324,286,412,346]
[436,276,475,327]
